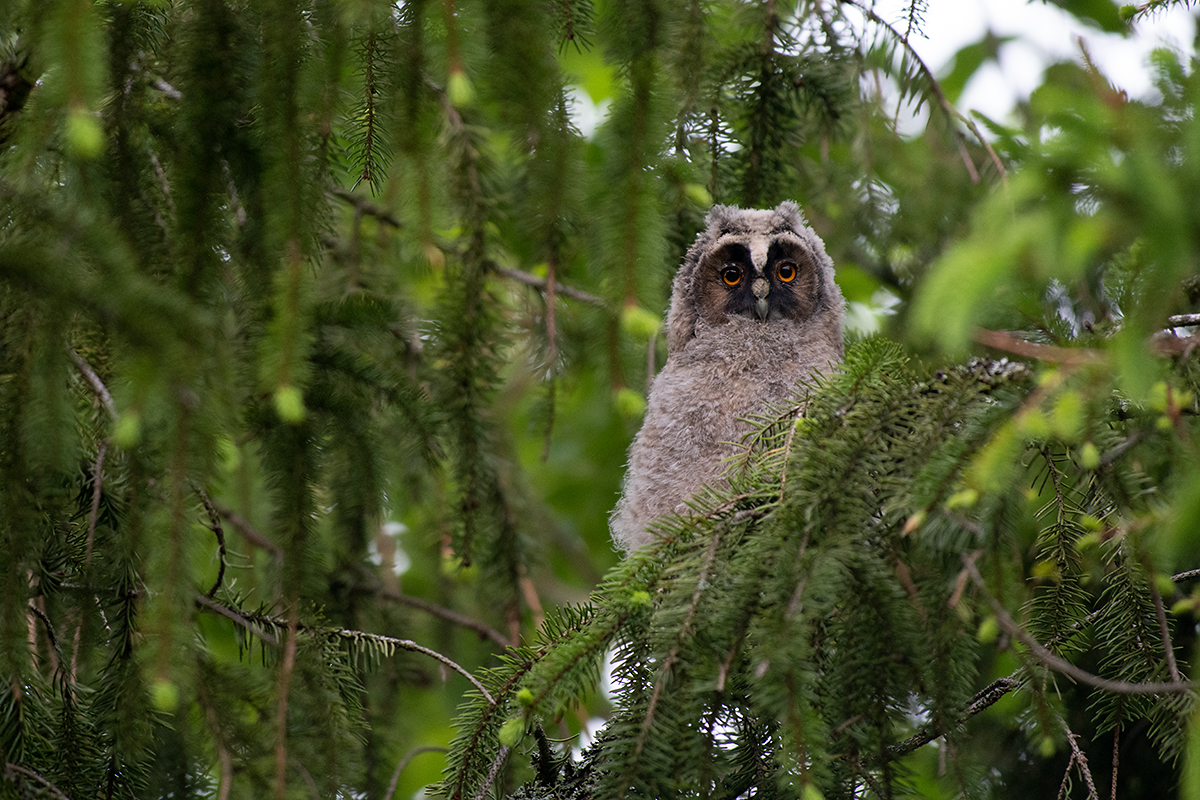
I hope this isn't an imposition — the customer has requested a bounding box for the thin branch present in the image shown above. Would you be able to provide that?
[1056,710,1099,800]
[974,328,1104,365]
[274,604,300,800]
[69,349,116,419]
[208,499,284,557]
[492,264,605,306]
[195,596,495,703]
[197,489,228,599]
[194,595,280,646]
[384,747,447,800]
[85,441,108,568]
[378,588,512,649]
[888,676,1020,759]
[5,763,73,800]
[328,188,403,229]
[843,0,1006,182]
[964,556,1194,695]
[471,746,511,800]
[1168,313,1200,327]
[1148,578,1183,684]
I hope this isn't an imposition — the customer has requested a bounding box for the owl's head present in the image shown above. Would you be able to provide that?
[666,201,845,353]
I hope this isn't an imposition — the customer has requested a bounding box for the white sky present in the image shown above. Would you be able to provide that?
[871,0,1196,121]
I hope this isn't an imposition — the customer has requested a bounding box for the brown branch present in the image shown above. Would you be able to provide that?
[197,489,228,599]
[5,763,72,800]
[888,676,1020,759]
[328,188,403,229]
[974,328,1105,365]
[492,264,605,306]
[383,747,447,800]
[274,604,300,800]
[195,596,495,702]
[1148,578,1183,684]
[195,594,280,646]
[84,441,108,568]
[378,588,512,649]
[1056,710,1099,800]
[208,499,284,557]
[69,349,116,419]
[964,556,1194,695]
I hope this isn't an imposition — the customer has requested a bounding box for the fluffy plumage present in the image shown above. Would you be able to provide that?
[610,201,845,553]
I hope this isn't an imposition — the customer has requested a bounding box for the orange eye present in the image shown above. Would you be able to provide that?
[777,260,797,282]
[721,266,742,286]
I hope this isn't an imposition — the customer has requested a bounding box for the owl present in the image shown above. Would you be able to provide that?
[610,201,845,553]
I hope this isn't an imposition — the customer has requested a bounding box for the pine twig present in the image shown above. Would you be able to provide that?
[963,555,1194,695]
[888,676,1020,759]
[471,746,512,800]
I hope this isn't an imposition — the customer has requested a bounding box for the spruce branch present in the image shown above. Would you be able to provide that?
[489,263,605,306]
[964,556,1194,695]
[69,349,116,419]
[841,0,1007,182]
[378,588,512,649]
[1055,711,1099,800]
[328,188,402,228]
[4,763,72,800]
[1148,577,1183,684]
[197,489,228,599]
[384,747,448,800]
[208,499,284,557]
[195,596,495,702]
[974,328,1104,365]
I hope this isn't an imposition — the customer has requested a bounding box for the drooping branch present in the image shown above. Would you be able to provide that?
[964,556,1194,695]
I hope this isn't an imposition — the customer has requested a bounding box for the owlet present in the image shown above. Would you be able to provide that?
[610,201,845,553]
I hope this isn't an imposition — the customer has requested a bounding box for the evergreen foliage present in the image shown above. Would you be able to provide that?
[1,1,1199,798]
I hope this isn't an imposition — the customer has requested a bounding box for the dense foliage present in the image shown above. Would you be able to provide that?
[2,0,1200,798]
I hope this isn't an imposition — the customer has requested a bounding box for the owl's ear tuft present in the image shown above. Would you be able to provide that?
[704,204,741,232]
[773,200,805,231]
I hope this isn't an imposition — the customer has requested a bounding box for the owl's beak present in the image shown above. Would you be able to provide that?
[752,278,770,321]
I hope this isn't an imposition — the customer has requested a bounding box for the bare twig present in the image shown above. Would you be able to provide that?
[197,489,228,599]
[5,763,73,800]
[208,499,284,557]
[492,264,605,306]
[379,588,511,649]
[84,441,108,568]
[328,188,403,229]
[1148,578,1183,684]
[69,349,117,419]
[963,556,1194,695]
[383,747,447,800]
[1056,710,1100,800]
[974,328,1104,366]
[1168,313,1200,327]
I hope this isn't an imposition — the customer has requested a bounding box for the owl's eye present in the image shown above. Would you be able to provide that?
[721,266,743,286]
[777,260,797,283]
